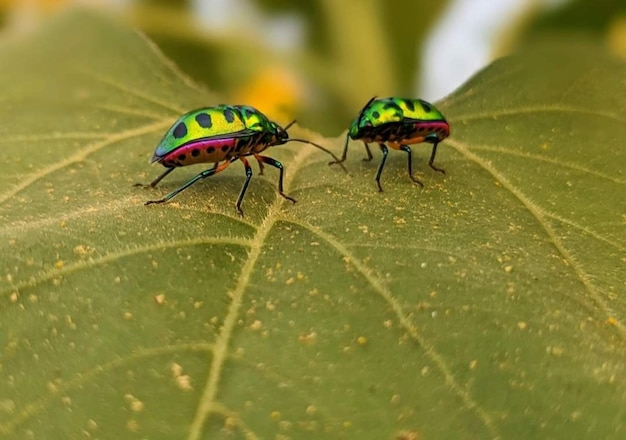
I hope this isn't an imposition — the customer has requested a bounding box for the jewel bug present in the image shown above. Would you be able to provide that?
[136,105,347,215]
[329,97,450,191]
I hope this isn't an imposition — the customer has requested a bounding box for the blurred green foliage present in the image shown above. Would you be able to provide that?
[2,0,626,133]
[530,0,626,33]
[132,0,449,134]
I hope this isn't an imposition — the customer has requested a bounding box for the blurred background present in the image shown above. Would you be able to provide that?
[1,0,625,135]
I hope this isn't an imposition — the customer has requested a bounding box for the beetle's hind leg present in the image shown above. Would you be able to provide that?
[235,157,254,216]
[145,159,235,206]
[134,166,175,189]
[254,155,297,204]
[399,145,424,188]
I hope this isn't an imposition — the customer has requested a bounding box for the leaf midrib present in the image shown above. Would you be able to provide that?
[185,145,316,439]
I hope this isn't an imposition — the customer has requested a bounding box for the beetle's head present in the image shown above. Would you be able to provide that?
[350,96,379,139]
[271,120,293,145]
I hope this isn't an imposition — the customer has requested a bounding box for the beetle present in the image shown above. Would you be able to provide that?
[329,96,450,191]
[136,104,347,215]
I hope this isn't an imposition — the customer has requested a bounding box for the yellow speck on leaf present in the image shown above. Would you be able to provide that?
[270,411,281,421]
[175,375,193,391]
[126,418,139,432]
[298,331,318,345]
[171,362,183,378]
[607,317,618,326]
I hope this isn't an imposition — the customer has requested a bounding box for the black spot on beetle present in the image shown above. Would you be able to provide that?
[191,149,200,157]
[178,154,187,161]
[224,108,235,123]
[173,122,187,139]
[207,146,215,154]
[195,112,212,128]
[420,101,432,113]
[221,145,230,152]
[372,111,380,119]
[405,100,415,111]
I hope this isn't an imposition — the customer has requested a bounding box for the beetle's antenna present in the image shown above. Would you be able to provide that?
[288,139,349,174]
[283,120,297,131]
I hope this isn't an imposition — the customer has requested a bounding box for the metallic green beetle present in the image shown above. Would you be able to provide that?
[136,105,346,215]
[330,97,450,191]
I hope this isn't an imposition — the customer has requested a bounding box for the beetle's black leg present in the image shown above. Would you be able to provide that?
[375,143,389,192]
[362,142,373,161]
[134,166,175,189]
[235,157,254,216]
[428,141,446,174]
[145,158,237,205]
[255,155,297,204]
[329,134,350,165]
[399,145,424,188]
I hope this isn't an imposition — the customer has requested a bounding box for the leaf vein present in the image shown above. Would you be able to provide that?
[0,236,252,297]
[0,119,172,205]
[447,138,626,338]
[470,145,625,184]
[277,216,500,438]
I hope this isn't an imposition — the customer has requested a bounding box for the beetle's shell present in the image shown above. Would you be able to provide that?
[349,97,450,145]
[235,105,275,133]
[151,105,285,168]
[152,106,248,162]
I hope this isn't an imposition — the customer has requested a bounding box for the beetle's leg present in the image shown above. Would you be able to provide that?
[399,145,424,188]
[428,141,446,174]
[145,158,236,205]
[235,157,254,216]
[375,143,389,192]
[362,142,373,162]
[253,153,266,175]
[254,155,297,204]
[134,166,175,189]
[329,133,350,165]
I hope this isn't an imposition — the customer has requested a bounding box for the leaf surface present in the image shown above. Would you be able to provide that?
[0,11,624,440]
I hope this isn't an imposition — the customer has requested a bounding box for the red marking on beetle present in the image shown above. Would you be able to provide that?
[413,121,450,138]
[158,138,241,166]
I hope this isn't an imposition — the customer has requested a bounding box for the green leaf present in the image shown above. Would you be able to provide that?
[1,10,625,440]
